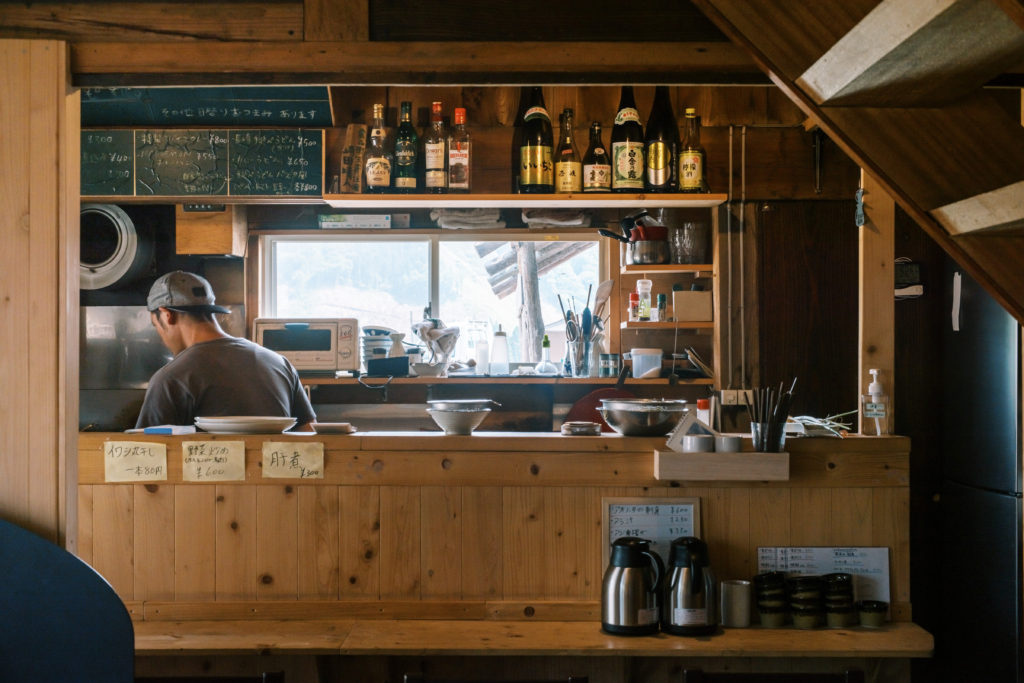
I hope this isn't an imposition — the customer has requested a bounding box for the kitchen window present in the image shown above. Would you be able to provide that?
[261,232,601,363]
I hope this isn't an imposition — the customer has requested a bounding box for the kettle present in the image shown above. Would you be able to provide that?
[601,537,665,635]
[663,536,717,636]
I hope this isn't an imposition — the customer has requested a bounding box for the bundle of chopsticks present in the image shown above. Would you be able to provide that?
[745,378,797,452]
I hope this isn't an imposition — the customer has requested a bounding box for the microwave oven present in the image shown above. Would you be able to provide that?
[253,318,359,375]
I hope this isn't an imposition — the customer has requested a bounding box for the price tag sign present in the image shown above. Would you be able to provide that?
[104,441,167,482]
[262,441,324,479]
[182,441,246,482]
[601,497,702,568]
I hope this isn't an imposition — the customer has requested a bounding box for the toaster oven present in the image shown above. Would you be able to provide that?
[253,318,358,375]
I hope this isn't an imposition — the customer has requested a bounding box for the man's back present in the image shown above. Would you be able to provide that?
[135,336,316,428]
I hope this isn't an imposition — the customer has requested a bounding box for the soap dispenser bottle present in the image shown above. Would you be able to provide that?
[535,334,559,375]
[861,368,890,435]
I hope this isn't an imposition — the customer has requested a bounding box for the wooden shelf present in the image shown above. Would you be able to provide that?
[620,321,714,330]
[654,450,790,481]
[301,375,714,386]
[323,192,728,209]
[621,263,713,275]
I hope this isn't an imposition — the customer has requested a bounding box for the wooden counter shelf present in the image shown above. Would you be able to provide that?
[132,617,933,659]
[323,192,728,209]
[301,375,715,386]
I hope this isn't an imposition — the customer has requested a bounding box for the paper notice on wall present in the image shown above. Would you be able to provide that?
[104,441,167,482]
[757,546,890,603]
[182,441,246,482]
[262,441,324,479]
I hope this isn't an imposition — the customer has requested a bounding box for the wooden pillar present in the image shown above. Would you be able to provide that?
[858,169,895,434]
[0,40,79,544]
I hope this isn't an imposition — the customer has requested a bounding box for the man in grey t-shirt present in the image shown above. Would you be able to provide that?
[135,271,316,430]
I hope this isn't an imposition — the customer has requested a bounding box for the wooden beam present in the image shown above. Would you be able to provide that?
[858,171,895,435]
[304,0,368,42]
[0,3,303,42]
[70,41,766,86]
[797,0,1024,106]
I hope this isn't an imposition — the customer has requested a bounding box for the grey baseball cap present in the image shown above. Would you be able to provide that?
[147,271,230,314]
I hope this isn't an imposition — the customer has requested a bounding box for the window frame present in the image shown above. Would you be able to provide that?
[258,229,607,320]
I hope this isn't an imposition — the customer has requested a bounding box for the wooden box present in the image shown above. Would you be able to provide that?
[175,204,247,256]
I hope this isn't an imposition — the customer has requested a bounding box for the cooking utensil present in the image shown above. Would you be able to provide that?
[564,363,634,431]
[626,240,670,265]
[427,399,501,411]
[598,228,629,243]
[592,279,614,320]
[599,398,688,436]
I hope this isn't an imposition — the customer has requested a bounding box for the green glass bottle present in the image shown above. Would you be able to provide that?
[393,101,418,193]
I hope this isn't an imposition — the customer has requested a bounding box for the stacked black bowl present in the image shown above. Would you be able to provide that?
[787,575,823,629]
[752,571,788,627]
[823,572,855,627]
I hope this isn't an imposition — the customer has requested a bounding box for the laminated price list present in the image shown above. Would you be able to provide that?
[757,546,890,603]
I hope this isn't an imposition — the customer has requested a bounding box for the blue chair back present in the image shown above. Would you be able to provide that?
[0,518,134,682]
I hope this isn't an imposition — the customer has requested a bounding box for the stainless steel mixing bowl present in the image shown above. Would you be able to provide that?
[599,398,688,436]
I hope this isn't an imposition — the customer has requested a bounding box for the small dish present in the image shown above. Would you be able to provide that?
[561,421,601,436]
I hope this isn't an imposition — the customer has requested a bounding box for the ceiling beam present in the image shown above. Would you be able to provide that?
[70,41,768,87]
[796,0,1024,106]
[931,180,1024,234]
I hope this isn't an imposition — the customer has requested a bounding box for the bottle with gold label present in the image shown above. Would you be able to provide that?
[518,87,554,193]
[644,86,678,192]
[364,103,392,193]
[611,86,644,192]
[393,100,418,193]
[679,107,707,193]
[582,122,611,192]
[555,108,582,193]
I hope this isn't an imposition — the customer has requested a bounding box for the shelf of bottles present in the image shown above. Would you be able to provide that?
[619,320,714,331]
[619,263,715,275]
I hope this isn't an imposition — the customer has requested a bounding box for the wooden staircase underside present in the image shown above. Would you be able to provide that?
[694,0,1024,321]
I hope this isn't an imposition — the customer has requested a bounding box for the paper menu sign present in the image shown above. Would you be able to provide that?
[104,441,167,482]
[757,546,890,603]
[262,441,324,479]
[182,441,246,482]
[602,497,701,568]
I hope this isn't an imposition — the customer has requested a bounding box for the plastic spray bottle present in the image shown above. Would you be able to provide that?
[861,369,890,435]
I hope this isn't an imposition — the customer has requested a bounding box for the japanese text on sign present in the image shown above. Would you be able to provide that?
[182,441,246,482]
[262,441,324,479]
[104,441,167,482]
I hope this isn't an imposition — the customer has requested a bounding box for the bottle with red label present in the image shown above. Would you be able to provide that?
[447,107,471,192]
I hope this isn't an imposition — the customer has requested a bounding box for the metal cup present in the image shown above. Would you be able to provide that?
[720,579,752,628]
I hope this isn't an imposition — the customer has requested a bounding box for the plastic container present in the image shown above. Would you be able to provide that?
[628,292,640,321]
[629,348,663,379]
[696,398,711,426]
[489,325,509,375]
[862,368,890,435]
[636,279,652,321]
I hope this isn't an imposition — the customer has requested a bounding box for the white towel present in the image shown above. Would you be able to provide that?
[521,209,591,227]
[430,208,505,229]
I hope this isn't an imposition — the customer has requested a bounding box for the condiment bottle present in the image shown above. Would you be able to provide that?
[489,325,509,375]
[628,292,640,322]
[534,334,559,375]
[656,293,667,322]
[636,279,652,321]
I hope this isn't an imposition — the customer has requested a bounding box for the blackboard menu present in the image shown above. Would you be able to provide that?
[81,130,134,196]
[135,129,229,196]
[81,128,324,197]
[229,129,323,197]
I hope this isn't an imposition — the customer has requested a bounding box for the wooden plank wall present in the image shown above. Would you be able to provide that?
[326,85,858,199]
[0,40,79,543]
[77,479,910,620]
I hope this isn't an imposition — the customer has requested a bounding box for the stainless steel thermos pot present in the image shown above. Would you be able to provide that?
[601,537,664,635]
[662,536,717,636]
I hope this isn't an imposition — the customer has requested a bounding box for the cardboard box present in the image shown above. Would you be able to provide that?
[318,213,391,229]
[672,290,713,322]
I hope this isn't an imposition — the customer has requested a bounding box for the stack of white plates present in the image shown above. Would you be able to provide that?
[195,416,297,434]
[361,336,393,362]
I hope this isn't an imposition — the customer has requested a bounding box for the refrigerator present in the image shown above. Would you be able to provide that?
[938,260,1023,682]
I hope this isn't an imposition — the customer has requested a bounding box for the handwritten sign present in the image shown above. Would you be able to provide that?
[262,441,324,479]
[104,441,167,482]
[757,546,891,603]
[81,130,134,195]
[229,129,323,196]
[182,441,246,482]
[135,129,229,196]
[601,497,701,568]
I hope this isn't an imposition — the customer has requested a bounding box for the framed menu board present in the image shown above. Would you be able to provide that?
[601,497,701,569]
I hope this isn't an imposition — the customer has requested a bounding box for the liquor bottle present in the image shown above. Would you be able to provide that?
[644,85,678,192]
[363,103,392,193]
[393,101,418,193]
[424,100,447,193]
[509,86,531,192]
[554,108,582,193]
[447,107,471,192]
[610,86,644,192]
[582,121,611,192]
[518,87,554,193]
[679,107,707,193]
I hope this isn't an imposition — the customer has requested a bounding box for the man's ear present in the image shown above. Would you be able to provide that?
[160,308,179,326]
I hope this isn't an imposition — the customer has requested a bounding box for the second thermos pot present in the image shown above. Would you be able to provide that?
[663,536,717,636]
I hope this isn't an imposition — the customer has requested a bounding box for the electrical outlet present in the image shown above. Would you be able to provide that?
[721,389,739,405]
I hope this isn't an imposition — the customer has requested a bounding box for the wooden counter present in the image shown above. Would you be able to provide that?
[78,432,925,677]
